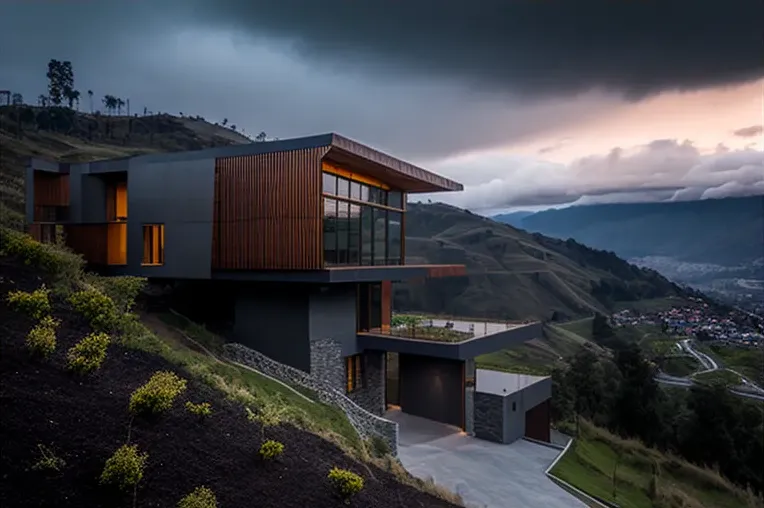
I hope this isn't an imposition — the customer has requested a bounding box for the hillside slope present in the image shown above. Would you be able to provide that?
[494,197,764,268]
[0,233,459,508]
[398,202,684,320]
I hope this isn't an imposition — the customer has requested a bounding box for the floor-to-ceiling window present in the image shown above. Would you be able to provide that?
[322,163,405,267]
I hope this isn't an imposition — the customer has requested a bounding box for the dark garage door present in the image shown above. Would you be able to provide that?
[524,399,551,442]
[399,354,464,428]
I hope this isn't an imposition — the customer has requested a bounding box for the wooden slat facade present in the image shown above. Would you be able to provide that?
[212,147,330,270]
[33,172,70,207]
[64,224,108,266]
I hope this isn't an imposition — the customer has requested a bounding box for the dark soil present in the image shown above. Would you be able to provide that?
[0,257,458,508]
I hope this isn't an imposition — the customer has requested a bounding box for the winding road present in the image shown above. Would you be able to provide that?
[655,338,764,401]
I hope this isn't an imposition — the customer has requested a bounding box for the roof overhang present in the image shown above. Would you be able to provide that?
[211,264,467,283]
[357,321,543,360]
[325,134,463,194]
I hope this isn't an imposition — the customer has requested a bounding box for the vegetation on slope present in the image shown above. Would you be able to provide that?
[552,419,762,508]
[0,228,462,508]
[397,202,685,321]
[551,339,764,501]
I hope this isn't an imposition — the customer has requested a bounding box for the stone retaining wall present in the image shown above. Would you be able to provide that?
[223,343,398,455]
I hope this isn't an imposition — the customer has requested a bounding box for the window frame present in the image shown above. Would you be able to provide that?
[141,224,165,266]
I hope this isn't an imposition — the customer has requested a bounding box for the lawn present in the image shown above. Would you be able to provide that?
[550,420,754,508]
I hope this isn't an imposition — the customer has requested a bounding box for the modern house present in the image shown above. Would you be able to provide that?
[26,133,548,441]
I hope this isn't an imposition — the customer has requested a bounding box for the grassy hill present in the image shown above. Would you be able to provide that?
[397,202,685,321]
[0,227,461,507]
[495,197,764,268]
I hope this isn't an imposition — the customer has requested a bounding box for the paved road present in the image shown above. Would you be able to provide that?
[655,339,764,401]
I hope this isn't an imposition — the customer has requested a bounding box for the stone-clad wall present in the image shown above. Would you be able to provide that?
[473,392,504,443]
[309,338,344,392]
[223,343,398,455]
[349,351,385,416]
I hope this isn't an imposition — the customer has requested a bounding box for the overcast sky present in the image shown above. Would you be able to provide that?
[3,0,763,212]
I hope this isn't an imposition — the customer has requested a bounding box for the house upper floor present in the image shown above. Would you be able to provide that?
[26,133,466,282]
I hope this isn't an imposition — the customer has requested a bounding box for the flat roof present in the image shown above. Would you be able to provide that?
[475,370,548,397]
[357,321,543,360]
[29,132,462,194]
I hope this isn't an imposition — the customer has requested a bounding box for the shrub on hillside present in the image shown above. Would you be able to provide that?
[245,403,284,440]
[26,315,60,358]
[0,227,83,285]
[68,289,118,331]
[99,444,148,491]
[177,486,218,508]
[86,274,146,314]
[185,401,212,418]
[66,332,110,374]
[129,371,187,415]
[6,286,51,319]
[259,439,285,460]
[31,443,66,472]
[328,467,364,502]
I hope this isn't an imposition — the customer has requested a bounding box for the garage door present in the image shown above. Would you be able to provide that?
[399,354,464,428]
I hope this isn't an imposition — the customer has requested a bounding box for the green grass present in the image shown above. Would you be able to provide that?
[558,318,594,341]
[551,420,756,508]
[693,369,744,388]
[644,339,681,357]
[144,313,362,452]
[701,344,764,386]
[660,356,701,377]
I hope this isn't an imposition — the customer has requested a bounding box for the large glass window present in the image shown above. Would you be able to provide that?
[322,172,337,195]
[321,169,403,267]
[346,355,364,393]
[337,177,350,198]
[373,208,387,265]
[336,200,350,264]
[348,204,361,265]
[387,211,402,265]
[361,206,374,266]
[323,198,337,265]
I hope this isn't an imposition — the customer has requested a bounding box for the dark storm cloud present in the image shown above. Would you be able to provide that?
[193,0,764,99]
[734,125,764,138]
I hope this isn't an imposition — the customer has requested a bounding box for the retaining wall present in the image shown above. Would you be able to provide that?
[223,343,398,455]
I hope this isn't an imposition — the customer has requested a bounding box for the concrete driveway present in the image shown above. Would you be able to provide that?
[386,410,584,508]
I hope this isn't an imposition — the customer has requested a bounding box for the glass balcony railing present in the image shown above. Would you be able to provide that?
[360,318,536,343]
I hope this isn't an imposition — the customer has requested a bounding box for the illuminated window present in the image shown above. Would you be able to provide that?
[141,224,164,266]
[346,355,364,393]
[115,182,128,221]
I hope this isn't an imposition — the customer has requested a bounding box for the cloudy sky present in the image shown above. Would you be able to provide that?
[3,0,763,212]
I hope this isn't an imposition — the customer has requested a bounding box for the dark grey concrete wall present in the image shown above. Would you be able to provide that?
[309,284,360,357]
[24,166,34,222]
[233,286,311,372]
[473,392,504,443]
[399,354,463,428]
[126,157,216,279]
[78,173,108,223]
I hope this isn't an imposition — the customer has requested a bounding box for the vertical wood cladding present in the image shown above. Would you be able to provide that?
[212,147,328,270]
[33,172,70,207]
[524,399,551,442]
[64,224,108,265]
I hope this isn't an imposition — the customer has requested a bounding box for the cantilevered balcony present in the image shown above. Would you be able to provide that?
[358,318,543,360]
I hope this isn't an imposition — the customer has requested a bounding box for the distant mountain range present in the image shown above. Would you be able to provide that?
[493,197,764,269]
[398,203,684,321]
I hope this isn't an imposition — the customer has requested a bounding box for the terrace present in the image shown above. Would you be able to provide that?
[358,317,543,360]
